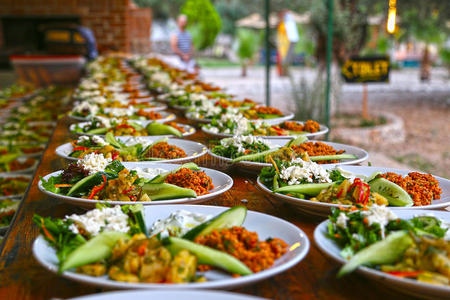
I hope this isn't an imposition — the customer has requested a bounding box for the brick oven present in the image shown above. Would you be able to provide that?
[0,0,152,66]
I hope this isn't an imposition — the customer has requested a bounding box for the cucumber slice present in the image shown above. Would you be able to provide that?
[105,132,123,149]
[338,231,413,277]
[166,237,252,275]
[369,177,413,207]
[231,148,280,163]
[60,231,129,272]
[141,183,197,200]
[274,182,334,196]
[183,206,247,240]
[86,128,108,135]
[285,136,308,147]
[67,172,116,196]
[146,123,182,137]
[149,163,200,183]
[309,154,357,162]
[366,172,382,183]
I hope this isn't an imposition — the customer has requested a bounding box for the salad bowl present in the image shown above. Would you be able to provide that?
[70,120,196,138]
[0,173,31,200]
[314,209,450,299]
[208,138,369,173]
[56,137,208,164]
[257,165,450,217]
[38,162,233,208]
[201,122,329,140]
[68,111,176,123]
[0,157,39,176]
[33,204,309,290]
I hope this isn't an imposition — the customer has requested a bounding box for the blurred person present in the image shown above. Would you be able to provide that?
[77,25,98,61]
[171,15,196,73]
[276,10,299,76]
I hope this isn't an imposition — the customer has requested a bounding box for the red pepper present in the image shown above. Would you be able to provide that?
[116,124,136,133]
[336,188,344,199]
[137,244,147,256]
[122,187,134,195]
[386,271,423,278]
[72,146,89,152]
[111,151,119,161]
[88,175,107,199]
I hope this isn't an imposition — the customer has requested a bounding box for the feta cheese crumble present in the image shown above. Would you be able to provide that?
[72,101,99,116]
[280,158,331,185]
[77,153,112,175]
[131,167,166,180]
[149,210,212,238]
[66,205,129,236]
[220,135,273,154]
[124,137,153,149]
[361,205,398,238]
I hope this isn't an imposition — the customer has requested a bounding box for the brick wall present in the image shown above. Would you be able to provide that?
[0,0,152,53]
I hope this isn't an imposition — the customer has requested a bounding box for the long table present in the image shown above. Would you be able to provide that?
[0,114,413,300]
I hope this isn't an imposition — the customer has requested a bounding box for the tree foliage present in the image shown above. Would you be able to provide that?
[181,0,222,50]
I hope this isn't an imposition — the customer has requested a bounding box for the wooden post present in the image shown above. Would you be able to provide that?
[362,83,369,119]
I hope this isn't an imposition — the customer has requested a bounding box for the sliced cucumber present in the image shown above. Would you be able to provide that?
[85,128,108,135]
[285,136,308,147]
[309,154,357,162]
[60,231,129,272]
[166,237,252,276]
[231,148,280,163]
[105,132,123,149]
[369,177,413,207]
[141,183,197,200]
[146,123,182,137]
[183,206,247,240]
[67,172,116,197]
[366,172,382,183]
[149,162,200,183]
[274,182,334,196]
[338,231,413,277]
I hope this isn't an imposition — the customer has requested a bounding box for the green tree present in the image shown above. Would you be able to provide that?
[399,6,446,81]
[234,29,258,76]
[181,0,222,50]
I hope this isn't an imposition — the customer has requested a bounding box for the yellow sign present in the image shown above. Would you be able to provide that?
[341,56,390,83]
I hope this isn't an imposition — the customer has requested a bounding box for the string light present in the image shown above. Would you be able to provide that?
[387,0,397,34]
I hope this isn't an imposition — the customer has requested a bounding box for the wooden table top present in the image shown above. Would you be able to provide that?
[0,113,414,300]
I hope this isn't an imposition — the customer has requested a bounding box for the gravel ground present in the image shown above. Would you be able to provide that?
[340,91,450,178]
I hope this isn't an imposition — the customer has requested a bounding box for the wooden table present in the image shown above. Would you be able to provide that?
[0,114,414,300]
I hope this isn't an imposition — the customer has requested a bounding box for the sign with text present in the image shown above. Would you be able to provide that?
[341,56,390,83]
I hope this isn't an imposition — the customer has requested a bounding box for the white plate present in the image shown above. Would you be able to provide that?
[252,113,295,125]
[185,112,214,124]
[0,173,31,200]
[56,137,208,164]
[0,157,39,176]
[208,139,369,173]
[257,165,450,217]
[68,290,266,300]
[201,123,329,139]
[69,121,196,138]
[33,204,309,290]
[103,103,167,113]
[314,210,450,299]
[69,111,176,123]
[186,112,294,126]
[38,163,233,207]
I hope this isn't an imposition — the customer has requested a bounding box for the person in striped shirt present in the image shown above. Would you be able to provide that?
[171,14,196,73]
